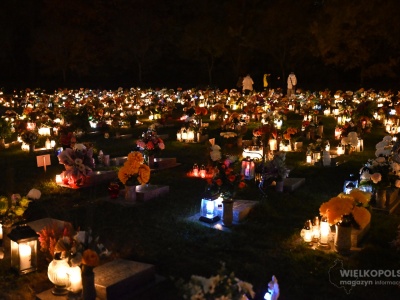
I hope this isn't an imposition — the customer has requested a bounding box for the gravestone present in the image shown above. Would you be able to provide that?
[186,200,258,232]
[283,178,305,192]
[56,170,118,189]
[94,259,156,300]
[135,185,170,202]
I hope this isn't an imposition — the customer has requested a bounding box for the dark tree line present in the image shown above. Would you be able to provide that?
[0,0,399,91]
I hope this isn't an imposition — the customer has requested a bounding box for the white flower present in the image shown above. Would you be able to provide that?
[392,162,400,174]
[376,141,389,149]
[341,137,349,145]
[360,170,371,181]
[383,135,392,142]
[210,150,222,162]
[395,180,400,188]
[375,147,392,157]
[26,188,41,200]
[375,157,386,164]
[74,231,92,245]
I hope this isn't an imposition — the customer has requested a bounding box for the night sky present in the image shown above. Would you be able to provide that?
[0,0,399,91]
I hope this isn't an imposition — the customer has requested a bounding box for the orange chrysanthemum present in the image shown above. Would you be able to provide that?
[352,206,371,229]
[82,249,99,267]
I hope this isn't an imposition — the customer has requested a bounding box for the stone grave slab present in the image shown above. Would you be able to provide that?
[94,259,156,300]
[153,157,180,170]
[57,170,118,189]
[110,156,127,166]
[186,200,258,232]
[135,184,170,202]
[351,222,370,248]
[283,178,305,192]
[27,218,69,234]
[158,133,169,140]
[372,189,400,214]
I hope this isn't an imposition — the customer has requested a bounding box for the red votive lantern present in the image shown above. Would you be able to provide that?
[108,182,120,199]
[200,164,206,178]
[193,163,199,177]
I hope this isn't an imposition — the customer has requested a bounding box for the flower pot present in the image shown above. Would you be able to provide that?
[375,189,387,209]
[82,265,96,300]
[275,180,284,192]
[146,154,155,169]
[125,185,137,201]
[237,137,243,148]
[334,224,352,255]
[29,144,35,154]
[108,183,120,199]
[222,199,234,227]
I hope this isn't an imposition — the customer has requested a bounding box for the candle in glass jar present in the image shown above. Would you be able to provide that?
[19,244,31,270]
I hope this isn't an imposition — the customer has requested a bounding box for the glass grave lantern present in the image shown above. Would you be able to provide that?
[343,173,358,194]
[199,164,206,178]
[48,252,71,295]
[312,216,320,242]
[192,163,199,177]
[300,220,313,245]
[318,216,331,250]
[7,224,39,275]
[199,190,220,223]
[241,156,255,180]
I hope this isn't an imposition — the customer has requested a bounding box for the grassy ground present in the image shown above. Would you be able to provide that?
[0,117,400,300]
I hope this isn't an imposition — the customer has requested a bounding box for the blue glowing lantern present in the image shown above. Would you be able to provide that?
[199,190,220,223]
[343,173,358,194]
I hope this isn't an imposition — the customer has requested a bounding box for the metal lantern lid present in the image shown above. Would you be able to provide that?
[8,224,39,242]
[202,188,219,201]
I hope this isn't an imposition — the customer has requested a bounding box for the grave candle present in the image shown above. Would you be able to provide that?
[68,265,82,293]
[19,244,31,270]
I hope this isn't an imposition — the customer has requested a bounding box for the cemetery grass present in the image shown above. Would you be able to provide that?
[0,120,400,299]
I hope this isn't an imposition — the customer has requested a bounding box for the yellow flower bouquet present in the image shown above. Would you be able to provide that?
[0,194,31,226]
[118,151,151,186]
[319,189,371,229]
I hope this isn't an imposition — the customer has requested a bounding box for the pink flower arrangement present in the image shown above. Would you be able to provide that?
[136,128,165,156]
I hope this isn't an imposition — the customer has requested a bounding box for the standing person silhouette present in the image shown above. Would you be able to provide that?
[242,74,254,95]
[287,72,297,98]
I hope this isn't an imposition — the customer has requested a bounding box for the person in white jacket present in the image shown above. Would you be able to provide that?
[287,72,297,98]
[242,74,254,95]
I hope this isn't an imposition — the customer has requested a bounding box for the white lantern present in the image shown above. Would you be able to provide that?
[21,142,30,152]
[306,153,312,164]
[176,131,182,142]
[55,174,63,184]
[181,129,187,141]
[199,192,220,223]
[356,138,363,152]
[301,220,313,244]
[318,217,331,249]
[67,265,82,294]
[48,254,70,295]
[312,217,320,242]
[187,129,195,142]
[45,138,52,149]
[8,224,39,275]
[269,138,277,151]
[337,144,344,156]
[38,127,51,136]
